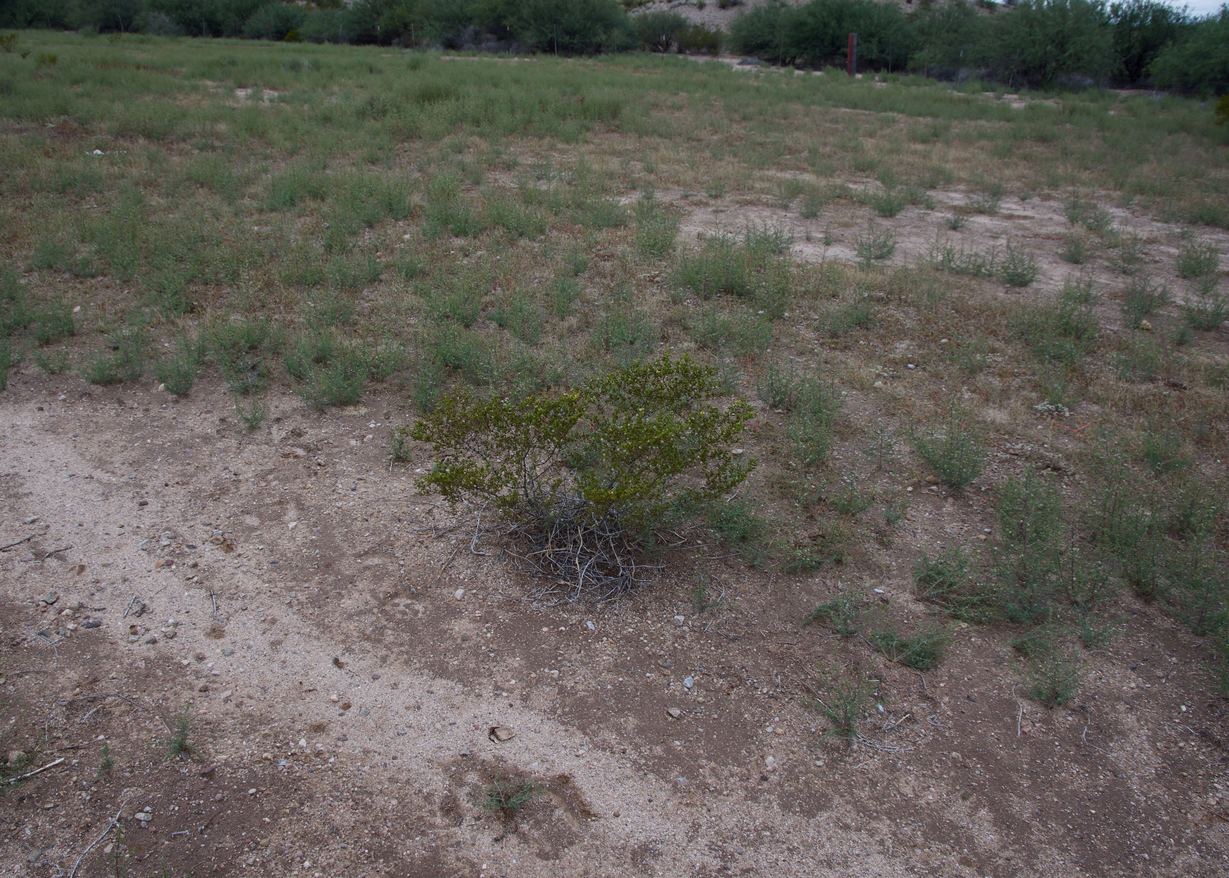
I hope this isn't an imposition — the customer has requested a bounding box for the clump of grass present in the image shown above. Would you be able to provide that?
[1182,276,1227,331]
[492,290,545,345]
[235,398,266,432]
[0,338,14,391]
[691,307,772,358]
[634,194,679,257]
[707,498,770,567]
[818,297,874,336]
[83,325,147,386]
[592,308,657,366]
[154,336,200,396]
[1120,276,1169,327]
[1113,336,1162,383]
[911,416,984,490]
[914,547,991,622]
[969,184,1003,214]
[284,330,370,410]
[206,318,282,396]
[1060,232,1089,265]
[481,775,538,818]
[756,359,798,409]
[550,276,582,318]
[927,240,997,277]
[1138,428,1189,476]
[804,590,862,637]
[1064,195,1113,235]
[853,224,895,264]
[1176,236,1218,280]
[33,350,69,375]
[30,300,75,346]
[787,377,839,467]
[1012,277,1098,366]
[485,192,548,239]
[999,242,1038,287]
[424,172,484,238]
[869,626,950,671]
[1022,637,1081,708]
[994,470,1065,624]
[1112,232,1147,275]
[672,229,794,316]
[807,674,871,743]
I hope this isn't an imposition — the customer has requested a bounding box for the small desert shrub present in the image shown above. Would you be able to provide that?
[807,675,871,744]
[592,308,658,366]
[284,330,369,410]
[412,355,754,599]
[1022,638,1081,708]
[756,359,799,409]
[155,336,200,397]
[854,224,895,263]
[1061,232,1089,265]
[1013,277,1098,366]
[707,498,771,566]
[691,308,772,357]
[1120,276,1169,327]
[869,626,950,671]
[205,317,282,396]
[1182,277,1227,331]
[787,377,840,466]
[994,470,1064,624]
[634,195,679,257]
[481,776,538,818]
[911,416,984,489]
[1176,237,1218,280]
[804,590,862,637]
[999,243,1038,287]
[672,229,794,316]
[83,325,146,386]
[914,547,991,622]
[0,339,13,391]
[818,297,875,336]
[30,300,75,346]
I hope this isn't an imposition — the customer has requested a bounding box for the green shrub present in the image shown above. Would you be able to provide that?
[912,416,984,489]
[1150,9,1229,95]
[634,10,688,52]
[1120,275,1169,326]
[915,547,992,622]
[1013,277,1098,365]
[206,317,282,396]
[869,626,950,671]
[1183,277,1227,331]
[412,355,755,598]
[83,325,146,386]
[999,242,1039,287]
[787,377,840,466]
[0,338,13,391]
[804,590,862,637]
[155,336,200,397]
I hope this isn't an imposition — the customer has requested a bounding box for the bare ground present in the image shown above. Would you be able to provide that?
[2,370,1228,876]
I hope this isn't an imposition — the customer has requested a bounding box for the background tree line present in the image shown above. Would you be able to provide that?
[2,0,1227,94]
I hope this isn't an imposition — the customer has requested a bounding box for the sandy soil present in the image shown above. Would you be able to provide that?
[2,364,1228,876]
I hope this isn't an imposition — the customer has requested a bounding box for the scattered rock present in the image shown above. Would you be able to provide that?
[765,755,778,772]
[585,620,596,632]
[673,615,685,627]
[81,618,102,629]
[683,675,695,691]
[666,707,683,719]
[40,591,59,606]
[488,725,515,743]
[453,588,465,600]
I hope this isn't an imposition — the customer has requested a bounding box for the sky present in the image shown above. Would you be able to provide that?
[1177,0,1224,15]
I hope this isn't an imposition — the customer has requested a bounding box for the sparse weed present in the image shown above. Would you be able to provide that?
[756,359,799,409]
[155,337,200,396]
[808,674,871,743]
[854,224,895,263]
[166,709,192,759]
[804,590,862,637]
[999,243,1038,287]
[1176,237,1218,280]
[1120,276,1169,327]
[787,377,840,467]
[1182,276,1227,330]
[481,775,538,818]
[869,626,950,671]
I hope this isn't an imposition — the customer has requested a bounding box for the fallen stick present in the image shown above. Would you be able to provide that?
[4,757,65,785]
[0,532,39,552]
[68,807,124,878]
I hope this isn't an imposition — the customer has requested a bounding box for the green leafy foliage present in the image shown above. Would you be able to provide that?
[412,355,755,596]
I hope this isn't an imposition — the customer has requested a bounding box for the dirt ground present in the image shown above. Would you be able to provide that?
[2,359,1228,876]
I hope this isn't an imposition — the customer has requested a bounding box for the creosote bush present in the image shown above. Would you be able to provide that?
[411,355,755,600]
